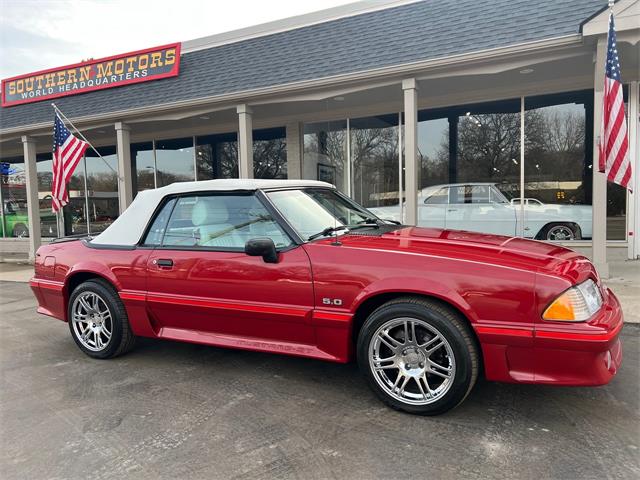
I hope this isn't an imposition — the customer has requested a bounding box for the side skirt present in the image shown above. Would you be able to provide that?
[157,326,345,363]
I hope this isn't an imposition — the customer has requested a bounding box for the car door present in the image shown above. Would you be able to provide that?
[143,192,316,346]
[445,185,517,236]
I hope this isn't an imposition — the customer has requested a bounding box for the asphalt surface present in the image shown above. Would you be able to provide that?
[1,281,639,480]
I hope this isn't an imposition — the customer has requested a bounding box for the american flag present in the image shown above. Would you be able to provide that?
[598,12,632,192]
[52,112,88,212]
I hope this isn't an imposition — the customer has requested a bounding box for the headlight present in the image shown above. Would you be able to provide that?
[543,279,603,322]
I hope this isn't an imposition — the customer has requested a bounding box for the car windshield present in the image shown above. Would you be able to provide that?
[266,188,379,240]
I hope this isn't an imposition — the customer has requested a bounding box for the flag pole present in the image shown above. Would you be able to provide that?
[51,103,121,180]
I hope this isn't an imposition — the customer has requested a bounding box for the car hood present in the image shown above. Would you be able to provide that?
[337,226,594,281]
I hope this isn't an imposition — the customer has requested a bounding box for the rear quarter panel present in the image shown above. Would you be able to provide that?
[33,241,150,327]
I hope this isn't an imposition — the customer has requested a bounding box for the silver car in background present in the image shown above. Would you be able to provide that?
[370,183,592,241]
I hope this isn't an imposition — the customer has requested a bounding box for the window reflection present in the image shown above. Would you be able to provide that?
[303,121,348,193]
[35,154,60,237]
[525,93,592,240]
[155,138,195,187]
[132,142,155,193]
[350,114,399,209]
[457,100,521,200]
[417,116,449,189]
[85,146,119,234]
[253,127,287,179]
[195,133,238,180]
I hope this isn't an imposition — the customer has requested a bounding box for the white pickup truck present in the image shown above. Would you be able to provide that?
[369,183,592,241]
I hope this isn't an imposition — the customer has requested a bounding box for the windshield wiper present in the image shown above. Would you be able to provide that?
[307,223,379,241]
[357,217,402,226]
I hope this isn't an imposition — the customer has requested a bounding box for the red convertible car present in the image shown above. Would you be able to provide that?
[30,180,623,415]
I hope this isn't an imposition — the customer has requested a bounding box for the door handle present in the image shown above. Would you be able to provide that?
[156,259,173,267]
[447,208,458,212]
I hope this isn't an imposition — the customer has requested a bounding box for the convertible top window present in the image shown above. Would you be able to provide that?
[143,193,292,250]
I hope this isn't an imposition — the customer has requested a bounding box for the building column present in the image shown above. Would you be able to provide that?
[286,122,303,180]
[592,39,609,277]
[403,78,419,226]
[629,81,639,260]
[115,122,133,213]
[21,136,40,262]
[237,104,253,178]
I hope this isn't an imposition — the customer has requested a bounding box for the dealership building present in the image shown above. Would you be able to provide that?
[0,0,638,276]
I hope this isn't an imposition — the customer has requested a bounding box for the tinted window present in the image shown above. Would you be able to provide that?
[160,194,292,249]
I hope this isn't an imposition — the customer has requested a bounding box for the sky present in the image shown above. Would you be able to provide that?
[0,0,355,80]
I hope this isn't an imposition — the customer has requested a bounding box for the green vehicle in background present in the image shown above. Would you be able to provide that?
[1,200,57,238]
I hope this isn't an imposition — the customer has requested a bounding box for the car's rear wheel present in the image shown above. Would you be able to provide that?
[540,223,580,241]
[357,297,479,415]
[68,279,136,359]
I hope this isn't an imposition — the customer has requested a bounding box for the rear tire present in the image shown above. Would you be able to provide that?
[539,223,580,241]
[67,279,136,359]
[357,297,479,415]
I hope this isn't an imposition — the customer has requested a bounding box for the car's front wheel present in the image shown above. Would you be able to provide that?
[68,279,136,359]
[357,297,479,415]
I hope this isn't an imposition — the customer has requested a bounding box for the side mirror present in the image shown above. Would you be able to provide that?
[245,237,279,263]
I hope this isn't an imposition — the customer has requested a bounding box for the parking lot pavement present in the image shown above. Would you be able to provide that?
[1,281,638,480]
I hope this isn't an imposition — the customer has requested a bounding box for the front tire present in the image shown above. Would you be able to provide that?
[357,297,479,415]
[68,279,136,359]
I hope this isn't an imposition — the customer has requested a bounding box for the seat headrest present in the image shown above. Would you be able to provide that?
[191,197,230,226]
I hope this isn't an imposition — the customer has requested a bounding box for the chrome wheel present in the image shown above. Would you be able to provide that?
[368,317,456,406]
[71,292,113,352]
[546,225,574,241]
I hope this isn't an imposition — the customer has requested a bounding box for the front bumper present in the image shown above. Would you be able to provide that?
[532,287,623,385]
[477,287,623,385]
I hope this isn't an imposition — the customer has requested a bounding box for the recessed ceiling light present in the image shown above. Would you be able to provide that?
[333,96,345,101]
[519,68,534,74]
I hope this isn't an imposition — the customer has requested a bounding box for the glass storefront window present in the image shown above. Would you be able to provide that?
[607,183,627,240]
[350,114,400,209]
[132,142,155,193]
[155,137,195,187]
[66,155,87,236]
[456,100,521,200]
[525,92,592,241]
[1,158,27,238]
[85,146,119,234]
[35,154,60,238]
[417,115,449,189]
[414,101,522,236]
[303,120,348,193]
[195,133,238,180]
[253,127,287,179]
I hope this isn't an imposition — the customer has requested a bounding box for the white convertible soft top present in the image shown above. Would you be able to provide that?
[91,179,332,246]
